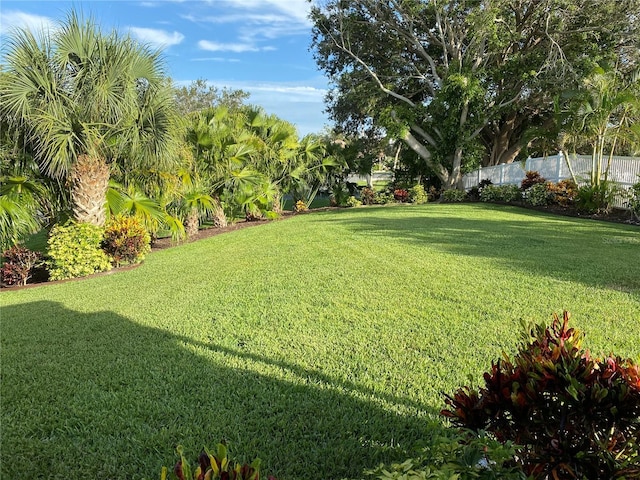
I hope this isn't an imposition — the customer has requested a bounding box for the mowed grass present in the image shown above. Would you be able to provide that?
[2,203,639,480]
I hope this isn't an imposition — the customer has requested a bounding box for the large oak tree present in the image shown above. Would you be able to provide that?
[311,0,640,188]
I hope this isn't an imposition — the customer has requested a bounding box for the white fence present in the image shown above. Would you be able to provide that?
[462,153,640,209]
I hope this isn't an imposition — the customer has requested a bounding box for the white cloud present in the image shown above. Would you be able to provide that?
[129,27,185,48]
[219,0,311,24]
[183,0,312,44]
[0,10,56,36]
[173,78,329,135]
[197,40,261,52]
[191,57,241,63]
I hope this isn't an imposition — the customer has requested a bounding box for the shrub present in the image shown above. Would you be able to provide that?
[441,189,467,202]
[576,182,616,214]
[523,182,552,206]
[47,221,112,281]
[547,179,578,206]
[480,184,521,203]
[163,443,275,480]
[468,179,493,201]
[330,184,349,207]
[374,191,395,204]
[360,187,376,205]
[1,245,42,286]
[102,216,151,267]
[366,428,525,480]
[520,171,546,191]
[346,195,362,207]
[393,188,410,202]
[293,200,308,213]
[408,184,428,204]
[442,311,640,480]
[625,178,640,220]
[427,186,441,202]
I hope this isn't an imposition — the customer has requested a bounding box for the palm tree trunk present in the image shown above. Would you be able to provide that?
[71,154,110,226]
[185,208,199,238]
[212,197,227,228]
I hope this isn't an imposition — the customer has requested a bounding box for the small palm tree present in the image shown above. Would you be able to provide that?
[1,11,179,227]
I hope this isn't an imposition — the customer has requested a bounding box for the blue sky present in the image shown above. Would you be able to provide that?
[0,0,330,136]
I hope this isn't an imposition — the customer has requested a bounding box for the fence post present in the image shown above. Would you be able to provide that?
[555,153,562,182]
[478,166,482,185]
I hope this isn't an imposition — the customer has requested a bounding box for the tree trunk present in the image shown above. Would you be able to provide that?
[212,198,227,228]
[184,208,199,238]
[71,154,110,226]
[402,129,451,186]
[486,112,524,166]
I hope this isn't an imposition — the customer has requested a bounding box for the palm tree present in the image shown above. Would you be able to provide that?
[0,11,179,227]
[562,65,640,186]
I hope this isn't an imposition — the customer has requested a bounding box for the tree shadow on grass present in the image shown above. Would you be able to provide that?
[321,204,640,294]
[1,301,439,480]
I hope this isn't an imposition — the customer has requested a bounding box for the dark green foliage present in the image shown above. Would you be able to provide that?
[468,179,493,201]
[373,191,396,204]
[442,312,640,480]
[480,185,521,203]
[367,428,525,480]
[441,189,467,202]
[523,183,552,207]
[163,443,274,480]
[520,171,546,191]
[576,182,616,213]
[101,216,151,267]
[409,184,428,204]
[47,221,112,280]
[361,187,376,205]
[330,184,349,207]
[1,245,41,286]
[625,178,640,220]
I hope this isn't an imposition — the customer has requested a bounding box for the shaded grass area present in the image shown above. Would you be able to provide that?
[2,204,639,479]
[281,193,332,211]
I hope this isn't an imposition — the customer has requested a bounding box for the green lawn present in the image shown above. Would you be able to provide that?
[2,203,639,480]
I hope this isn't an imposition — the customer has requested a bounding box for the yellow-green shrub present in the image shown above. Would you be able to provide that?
[47,221,112,280]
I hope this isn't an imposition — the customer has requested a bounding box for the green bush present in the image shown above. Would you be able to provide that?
[330,184,349,207]
[1,245,42,286]
[102,216,151,267]
[47,221,112,280]
[366,428,525,480]
[374,191,396,204]
[523,182,552,206]
[442,311,640,479]
[441,189,467,202]
[480,185,521,203]
[625,178,640,220]
[576,182,616,214]
[346,195,362,207]
[409,184,428,204]
[162,443,274,480]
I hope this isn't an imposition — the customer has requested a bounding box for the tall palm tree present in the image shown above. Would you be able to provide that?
[0,11,179,226]
[562,65,640,186]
